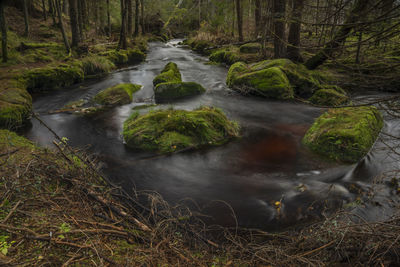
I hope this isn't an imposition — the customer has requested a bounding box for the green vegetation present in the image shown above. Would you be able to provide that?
[239,43,261,54]
[209,50,241,65]
[99,49,146,65]
[309,89,349,106]
[155,81,206,102]
[94,83,142,106]
[123,107,240,153]
[303,106,383,162]
[153,62,182,86]
[81,56,116,76]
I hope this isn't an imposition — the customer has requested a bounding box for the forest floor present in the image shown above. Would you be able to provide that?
[1,6,400,266]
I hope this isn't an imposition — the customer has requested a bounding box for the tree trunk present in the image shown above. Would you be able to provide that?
[77,0,84,40]
[127,0,133,36]
[49,0,56,25]
[304,0,370,70]
[235,0,243,42]
[68,0,80,47]
[140,0,145,34]
[287,0,304,62]
[55,0,70,53]
[273,0,286,58]
[62,0,68,15]
[118,0,127,50]
[42,0,47,21]
[107,0,111,37]
[0,0,7,63]
[254,0,261,38]
[134,0,139,36]
[22,0,30,37]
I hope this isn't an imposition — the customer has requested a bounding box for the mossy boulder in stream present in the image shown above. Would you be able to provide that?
[227,62,293,99]
[0,80,32,128]
[154,82,206,102]
[239,43,261,54]
[123,107,240,154]
[309,88,349,107]
[302,106,383,163]
[81,56,116,76]
[100,49,145,65]
[209,50,241,65]
[153,62,182,86]
[93,83,142,106]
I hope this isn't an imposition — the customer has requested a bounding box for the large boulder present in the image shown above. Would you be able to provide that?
[0,80,32,129]
[154,82,205,102]
[302,106,383,163]
[123,107,240,154]
[309,88,349,107]
[209,50,241,65]
[94,83,142,106]
[153,62,182,86]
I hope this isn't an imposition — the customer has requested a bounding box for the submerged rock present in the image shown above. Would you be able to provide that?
[239,43,261,54]
[154,82,205,102]
[94,83,142,106]
[123,107,240,154]
[153,62,182,86]
[302,106,383,163]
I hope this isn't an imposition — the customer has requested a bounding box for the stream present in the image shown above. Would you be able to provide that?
[24,40,400,230]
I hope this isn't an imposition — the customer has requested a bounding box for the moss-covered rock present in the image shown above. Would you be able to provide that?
[153,62,182,86]
[249,59,323,97]
[99,49,145,65]
[209,50,241,65]
[81,56,115,76]
[0,84,32,129]
[302,106,383,163]
[309,89,349,107]
[227,62,293,100]
[22,64,84,92]
[154,82,206,102]
[123,107,240,153]
[186,39,213,55]
[93,83,142,106]
[239,43,261,54]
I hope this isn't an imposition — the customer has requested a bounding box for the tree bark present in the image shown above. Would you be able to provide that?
[55,0,70,53]
[0,0,7,63]
[118,0,127,50]
[127,0,133,36]
[140,0,145,34]
[68,0,80,47]
[42,0,47,21]
[304,0,370,70]
[77,0,84,40]
[235,0,243,42]
[273,0,286,58]
[254,0,261,38]
[22,0,30,37]
[49,0,56,25]
[134,0,139,36]
[107,0,111,37]
[287,0,304,62]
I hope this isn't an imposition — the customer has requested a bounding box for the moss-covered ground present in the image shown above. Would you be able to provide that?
[94,83,142,106]
[302,106,383,162]
[123,107,240,154]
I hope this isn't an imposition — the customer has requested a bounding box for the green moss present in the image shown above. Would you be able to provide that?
[226,62,249,87]
[153,62,182,86]
[209,50,241,65]
[188,39,213,55]
[154,82,206,102]
[123,107,240,154]
[22,64,84,92]
[0,87,32,129]
[302,106,383,163]
[127,49,146,64]
[94,83,142,106]
[81,56,115,76]
[309,89,349,107]
[229,66,294,100]
[239,43,261,54]
[100,49,145,65]
[0,129,33,149]
[250,59,323,97]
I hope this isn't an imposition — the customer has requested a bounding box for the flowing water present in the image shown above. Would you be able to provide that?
[24,40,400,230]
